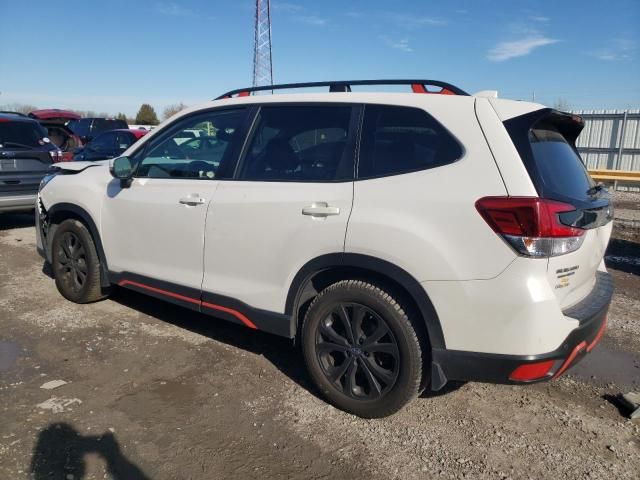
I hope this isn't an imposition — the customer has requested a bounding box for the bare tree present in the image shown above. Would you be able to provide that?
[163,102,188,120]
[0,102,38,115]
[553,98,572,111]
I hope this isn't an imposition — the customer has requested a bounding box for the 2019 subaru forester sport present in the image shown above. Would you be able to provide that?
[36,80,613,418]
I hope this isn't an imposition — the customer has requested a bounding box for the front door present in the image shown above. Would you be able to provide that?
[202,104,358,320]
[101,108,249,291]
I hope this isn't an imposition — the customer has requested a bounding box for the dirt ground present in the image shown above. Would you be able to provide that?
[1,210,639,480]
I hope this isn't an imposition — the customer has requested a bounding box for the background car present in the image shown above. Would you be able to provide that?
[68,117,129,143]
[0,112,61,212]
[28,109,81,123]
[73,129,147,161]
[40,122,82,162]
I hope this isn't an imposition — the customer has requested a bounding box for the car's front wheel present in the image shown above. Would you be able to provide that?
[51,219,107,303]
[301,280,425,418]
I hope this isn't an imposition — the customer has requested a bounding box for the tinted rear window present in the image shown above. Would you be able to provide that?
[529,122,594,200]
[68,119,90,136]
[0,121,47,148]
[92,119,128,134]
[358,105,462,179]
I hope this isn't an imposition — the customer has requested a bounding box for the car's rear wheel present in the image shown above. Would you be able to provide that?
[301,280,425,418]
[52,219,106,303]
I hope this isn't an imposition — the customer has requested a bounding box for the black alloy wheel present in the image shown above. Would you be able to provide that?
[51,219,107,303]
[315,302,400,399]
[54,231,88,295]
[302,280,425,418]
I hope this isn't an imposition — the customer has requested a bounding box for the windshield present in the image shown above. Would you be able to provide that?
[0,121,47,148]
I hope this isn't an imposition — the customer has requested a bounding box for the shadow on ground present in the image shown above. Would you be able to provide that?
[31,423,150,480]
[0,212,35,231]
[606,238,640,276]
[109,286,315,394]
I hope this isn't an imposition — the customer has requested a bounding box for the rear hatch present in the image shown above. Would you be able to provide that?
[0,119,54,196]
[504,109,613,310]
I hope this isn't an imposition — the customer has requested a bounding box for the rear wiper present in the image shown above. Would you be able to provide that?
[0,141,36,150]
[586,183,605,197]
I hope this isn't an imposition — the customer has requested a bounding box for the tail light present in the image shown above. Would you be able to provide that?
[475,197,585,257]
[48,149,64,163]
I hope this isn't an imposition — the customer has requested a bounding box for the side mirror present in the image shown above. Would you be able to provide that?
[110,156,133,188]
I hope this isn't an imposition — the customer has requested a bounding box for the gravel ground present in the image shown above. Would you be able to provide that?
[1,213,639,480]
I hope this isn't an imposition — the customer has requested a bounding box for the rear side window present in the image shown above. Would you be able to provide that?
[529,123,594,200]
[358,105,462,179]
[239,105,354,182]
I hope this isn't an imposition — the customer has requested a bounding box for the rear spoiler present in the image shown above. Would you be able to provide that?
[504,108,584,147]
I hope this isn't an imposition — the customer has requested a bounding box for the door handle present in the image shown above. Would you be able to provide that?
[302,202,340,217]
[179,196,205,206]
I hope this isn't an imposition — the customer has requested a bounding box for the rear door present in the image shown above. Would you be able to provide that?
[504,111,613,309]
[0,119,52,199]
[201,104,358,321]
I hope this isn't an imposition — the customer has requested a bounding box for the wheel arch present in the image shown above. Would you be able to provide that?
[46,203,110,287]
[285,253,446,350]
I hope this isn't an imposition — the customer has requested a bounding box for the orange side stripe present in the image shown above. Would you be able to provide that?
[201,301,258,330]
[552,341,587,379]
[118,280,200,305]
[117,280,257,330]
[587,316,607,352]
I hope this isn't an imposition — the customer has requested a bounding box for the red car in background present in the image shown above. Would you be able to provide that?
[28,109,80,123]
[29,109,83,162]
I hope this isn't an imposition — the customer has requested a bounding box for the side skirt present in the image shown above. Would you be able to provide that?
[109,272,293,338]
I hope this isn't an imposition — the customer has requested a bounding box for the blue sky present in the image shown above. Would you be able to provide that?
[1,0,638,115]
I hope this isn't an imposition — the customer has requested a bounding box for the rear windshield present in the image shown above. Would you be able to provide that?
[529,122,594,200]
[68,119,90,136]
[0,121,47,148]
[92,119,128,134]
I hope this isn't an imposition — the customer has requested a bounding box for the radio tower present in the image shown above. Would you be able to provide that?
[252,0,273,88]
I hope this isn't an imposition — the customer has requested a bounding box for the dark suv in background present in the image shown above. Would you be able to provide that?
[68,118,128,143]
[0,113,60,213]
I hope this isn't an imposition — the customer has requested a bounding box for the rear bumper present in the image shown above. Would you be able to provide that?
[431,271,613,388]
[0,193,37,213]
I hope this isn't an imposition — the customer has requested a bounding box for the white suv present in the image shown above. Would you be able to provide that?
[36,80,614,418]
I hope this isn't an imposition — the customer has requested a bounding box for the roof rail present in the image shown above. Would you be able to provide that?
[215,79,469,100]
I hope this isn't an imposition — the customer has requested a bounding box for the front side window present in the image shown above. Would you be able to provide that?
[136,109,245,179]
[239,105,353,182]
[116,132,135,151]
[358,105,462,179]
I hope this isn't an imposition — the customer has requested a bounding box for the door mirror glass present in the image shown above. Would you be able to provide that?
[111,156,133,179]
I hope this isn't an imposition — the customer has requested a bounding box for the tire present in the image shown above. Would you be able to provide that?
[51,219,107,304]
[301,280,425,418]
